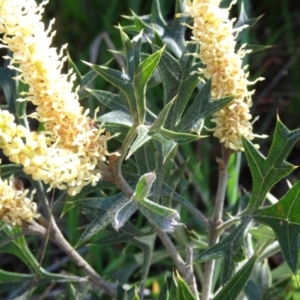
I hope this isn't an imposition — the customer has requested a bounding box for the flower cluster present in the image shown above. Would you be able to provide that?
[0,0,106,154]
[184,0,265,150]
[0,175,39,226]
[0,0,114,195]
[0,110,103,195]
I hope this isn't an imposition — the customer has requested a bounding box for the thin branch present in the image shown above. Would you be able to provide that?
[22,219,117,298]
[109,151,134,197]
[186,244,200,299]
[151,225,199,299]
[215,216,241,236]
[25,182,53,300]
[118,125,138,165]
[108,154,199,299]
[201,146,232,300]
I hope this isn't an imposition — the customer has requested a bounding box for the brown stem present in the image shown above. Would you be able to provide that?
[186,244,200,299]
[22,219,117,298]
[107,154,199,299]
[154,226,199,299]
[201,146,232,300]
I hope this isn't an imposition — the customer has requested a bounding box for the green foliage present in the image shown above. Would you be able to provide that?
[213,255,257,300]
[243,117,300,213]
[0,0,299,299]
[195,220,253,284]
[74,193,130,246]
[170,271,197,300]
[0,226,85,298]
[254,181,300,273]
[178,81,234,134]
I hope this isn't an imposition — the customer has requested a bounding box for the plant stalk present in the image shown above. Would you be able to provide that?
[155,225,200,299]
[22,219,117,298]
[201,146,231,300]
[108,153,199,299]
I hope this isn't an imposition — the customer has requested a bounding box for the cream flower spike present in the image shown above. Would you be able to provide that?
[0,0,116,194]
[184,0,266,151]
[0,110,102,196]
[0,171,39,226]
[0,0,110,159]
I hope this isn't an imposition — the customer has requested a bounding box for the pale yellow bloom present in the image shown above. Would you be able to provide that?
[0,175,39,226]
[0,0,110,162]
[0,0,115,194]
[184,0,265,150]
[0,110,102,195]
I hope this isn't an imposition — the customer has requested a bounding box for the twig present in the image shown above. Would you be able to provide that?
[154,226,199,299]
[22,219,117,298]
[186,244,200,299]
[201,146,232,300]
[25,183,54,300]
[108,153,200,299]
[215,216,241,235]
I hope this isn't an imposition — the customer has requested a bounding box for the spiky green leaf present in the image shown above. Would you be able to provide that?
[114,200,138,230]
[175,271,197,300]
[151,133,177,163]
[179,81,234,134]
[86,64,131,91]
[134,144,156,174]
[0,268,33,283]
[195,220,252,283]
[253,180,300,274]
[133,172,156,202]
[87,89,130,112]
[126,125,151,159]
[98,110,133,127]
[150,98,175,131]
[161,185,208,227]
[138,198,181,232]
[75,193,129,246]
[159,128,200,144]
[86,63,139,121]
[133,46,165,123]
[244,117,300,213]
[213,255,257,300]
[119,26,141,79]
